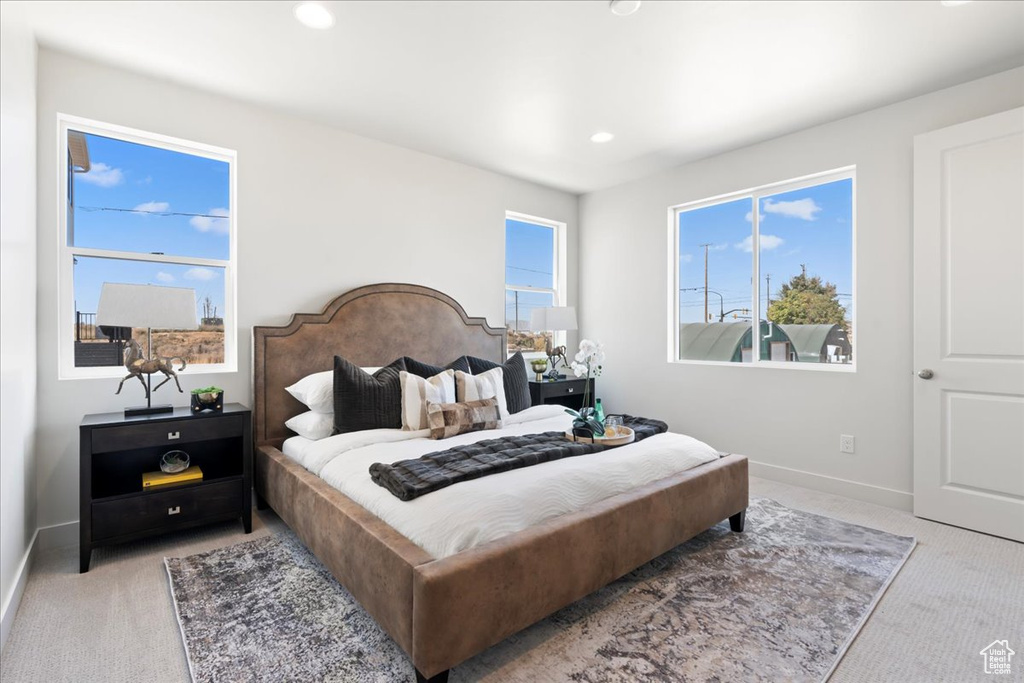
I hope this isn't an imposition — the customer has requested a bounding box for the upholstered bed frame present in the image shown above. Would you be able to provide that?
[252,283,748,682]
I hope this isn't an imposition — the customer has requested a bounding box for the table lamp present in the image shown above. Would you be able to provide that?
[96,283,198,416]
[529,306,578,379]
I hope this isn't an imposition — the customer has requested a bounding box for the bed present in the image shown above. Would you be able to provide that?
[253,283,748,682]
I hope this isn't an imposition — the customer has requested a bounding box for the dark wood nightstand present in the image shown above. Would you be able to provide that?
[79,403,252,572]
[528,377,595,411]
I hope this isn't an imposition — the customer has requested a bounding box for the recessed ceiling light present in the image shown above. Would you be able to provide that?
[590,132,615,143]
[609,0,642,17]
[940,0,971,5]
[294,2,335,29]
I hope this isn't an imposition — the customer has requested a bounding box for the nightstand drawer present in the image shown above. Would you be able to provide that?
[92,415,242,452]
[92,479,243,540]
[546,381,586,397]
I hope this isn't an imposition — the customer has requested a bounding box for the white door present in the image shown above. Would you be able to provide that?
[913,107,1024,542]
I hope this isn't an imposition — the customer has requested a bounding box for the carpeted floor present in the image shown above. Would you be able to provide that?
[2,477,1021,682]
[165,498,915,682]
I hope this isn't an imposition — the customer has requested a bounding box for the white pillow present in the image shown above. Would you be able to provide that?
[400,369,456,431]
[285,410,334,440]
[455,367,508,418]
[285,367,382,414]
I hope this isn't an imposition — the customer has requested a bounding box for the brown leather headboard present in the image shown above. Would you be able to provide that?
[252,283,506,446]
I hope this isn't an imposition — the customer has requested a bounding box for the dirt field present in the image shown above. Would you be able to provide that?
[78,325,225,365]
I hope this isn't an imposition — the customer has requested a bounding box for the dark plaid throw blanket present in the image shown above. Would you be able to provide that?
[369,415,668,501]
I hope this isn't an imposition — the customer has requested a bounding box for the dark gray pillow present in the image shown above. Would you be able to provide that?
[401,355,471,379]
[333,356,406,434]
[467,351,531,414]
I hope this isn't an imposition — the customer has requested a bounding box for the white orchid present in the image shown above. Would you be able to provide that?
[565,339,606,435]
[570,339,604,379]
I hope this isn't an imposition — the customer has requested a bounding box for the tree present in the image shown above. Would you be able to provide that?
[767,270,848,331]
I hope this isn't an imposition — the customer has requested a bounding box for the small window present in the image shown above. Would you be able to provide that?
[59,116,237,379]
[672,169,855,369]
[505,212,565,355]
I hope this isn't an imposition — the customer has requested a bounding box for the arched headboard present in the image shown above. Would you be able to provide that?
[252,283,506,446]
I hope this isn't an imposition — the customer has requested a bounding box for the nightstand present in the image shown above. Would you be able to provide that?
[528,377,595,411]
[79,403,252,572]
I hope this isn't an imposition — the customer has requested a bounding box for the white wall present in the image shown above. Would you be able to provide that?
[579,67,1024,508]
[0,3,38,647]
[34,49,578,530]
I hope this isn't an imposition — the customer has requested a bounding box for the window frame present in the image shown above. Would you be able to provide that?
[667,166,856,372]
[57,114,238,380]
[504,210,567,358]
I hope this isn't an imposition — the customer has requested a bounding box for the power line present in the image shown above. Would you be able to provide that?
[78,206,228,219]
[506,266,553,276]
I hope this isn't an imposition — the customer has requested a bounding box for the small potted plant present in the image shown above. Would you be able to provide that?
[190,386,224,413]
[530,358,548,381]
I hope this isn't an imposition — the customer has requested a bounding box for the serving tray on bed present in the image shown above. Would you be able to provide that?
[564,426,635,446]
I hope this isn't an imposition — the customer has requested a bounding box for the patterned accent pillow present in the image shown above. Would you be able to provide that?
[399,369,456,431]
[455,367,508,417]
[332,356,406,434]
[426,398,502,440]
[467,351,531,414]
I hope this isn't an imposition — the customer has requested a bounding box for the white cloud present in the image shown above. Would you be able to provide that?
[133,201,170,213]
[735,234,785,252]
[184,267,216,281]
[78,162,124,188]
[190,207,230,234]
[680,253,693,263]
[745,211,752,223]
[762,197,821,221]
[155,272,175,283]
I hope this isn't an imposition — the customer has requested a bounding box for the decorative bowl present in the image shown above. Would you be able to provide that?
[160,450,190,473]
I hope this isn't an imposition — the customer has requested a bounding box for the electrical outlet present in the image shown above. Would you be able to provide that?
[840,434,855,454]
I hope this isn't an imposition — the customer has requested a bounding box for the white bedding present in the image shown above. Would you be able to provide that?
[281,404,718,559]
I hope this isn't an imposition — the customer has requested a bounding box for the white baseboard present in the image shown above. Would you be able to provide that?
[749,460,914,511]
[0,528,38,653]
[36,520,78,552]
[1,521,79,651]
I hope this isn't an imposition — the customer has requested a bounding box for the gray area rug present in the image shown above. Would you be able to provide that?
[165,498,915,682]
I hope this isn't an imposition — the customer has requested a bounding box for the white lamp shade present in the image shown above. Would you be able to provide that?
[529,306,578,331]
[96,283,198,330]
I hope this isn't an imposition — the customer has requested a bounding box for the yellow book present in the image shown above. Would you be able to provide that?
[142,466,203,489]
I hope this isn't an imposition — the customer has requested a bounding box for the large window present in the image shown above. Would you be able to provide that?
[505,212,565,355]
[671,168,854,369]
[58,116,237,378]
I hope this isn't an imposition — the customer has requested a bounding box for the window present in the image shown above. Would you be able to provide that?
[58,115,237,378]
[671,168,855,369]
[505,212,566,355]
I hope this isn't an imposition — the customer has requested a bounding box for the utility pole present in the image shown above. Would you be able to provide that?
[700,243,712,323]
[765,273,772,311]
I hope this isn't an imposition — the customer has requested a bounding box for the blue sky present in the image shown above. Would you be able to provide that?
[678,178,853,323]
[71,131,229,319]
[505,219,555,327]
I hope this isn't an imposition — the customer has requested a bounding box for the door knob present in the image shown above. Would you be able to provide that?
[918,369,934,380]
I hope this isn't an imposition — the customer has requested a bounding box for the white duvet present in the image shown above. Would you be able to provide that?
[282,405,718,559]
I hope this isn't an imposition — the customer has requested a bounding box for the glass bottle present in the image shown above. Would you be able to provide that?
[594,398,605,425]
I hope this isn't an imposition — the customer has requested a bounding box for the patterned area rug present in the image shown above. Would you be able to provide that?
[165,498,915,682]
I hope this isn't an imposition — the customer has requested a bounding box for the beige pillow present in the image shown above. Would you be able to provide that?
[426,398,502,440]
[454,367,508,418]
[399,369,456,431]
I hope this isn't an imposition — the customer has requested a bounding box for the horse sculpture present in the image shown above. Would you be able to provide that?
[116,339,187,399]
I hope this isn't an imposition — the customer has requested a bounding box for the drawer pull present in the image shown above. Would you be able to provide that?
[567,387,574,393]
[168,431,180,440]
[168,506,181,516]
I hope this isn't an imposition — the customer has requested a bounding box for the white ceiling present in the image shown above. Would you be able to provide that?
[9,0,1024,193]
